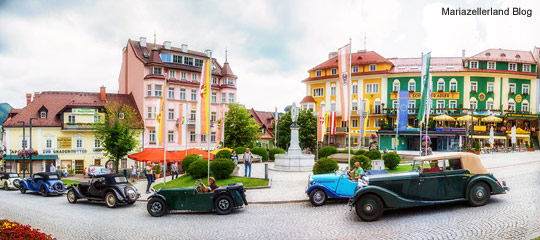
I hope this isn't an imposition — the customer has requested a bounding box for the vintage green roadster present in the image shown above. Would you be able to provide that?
[349,153,509,221]
[147,179,248,217]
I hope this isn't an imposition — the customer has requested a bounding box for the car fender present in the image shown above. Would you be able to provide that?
[307,183,351,199]
[105,188,125,201]
[20,180,31,190]
[465,175,504,199]
[351,185,427,209]
[67,186,84,198]
[147,193,167,202]
[214,191,237,207]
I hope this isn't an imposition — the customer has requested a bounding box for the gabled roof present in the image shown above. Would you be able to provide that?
[466,48,536,64]
[309,51,392,71]
[249,108,275,134]
[300,95,316,103]
[388,57,464,73]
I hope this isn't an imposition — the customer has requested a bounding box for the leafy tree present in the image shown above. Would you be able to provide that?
[224,103,260,148]
[277,111,292,150]
[298,109,317,152]
[94,101,142,173]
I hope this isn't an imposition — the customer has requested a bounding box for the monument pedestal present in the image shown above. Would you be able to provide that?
[274,123,315,172]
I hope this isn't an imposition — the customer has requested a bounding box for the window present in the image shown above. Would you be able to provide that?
[312,88,324,97]
[201,134,206,143]
[191,73,197,81]
[366,83,379,93]
[352,84,358,94]
[509,63,517,71]
[522,102,529,112]
[330,85,336,96]
[509,84,516,93]
[149,130,156,143]
[523,64,531,72]
[181,72,186,79]
[168,131,174,142]
[68,115,76,123]
[147,107,152,119]
[76,138,83,148]
[168,109,174,120]
[190,110,196,121]
[40,111,46,118]
[487,61,496,70]
[195,59,204,67]
[316,70,322,77]
[150,67,162,75]
[487,100,494,110]
[94,139,101,148]
[341,121,347,128]
[190,131,196,142]
[211,112,216,122]
[331,68,337,75]
[21,139,28,149]
[168,87,175,99]
[408,81,415,91]
[169,71,175,79]
[369,64,376,71]
[393,82,400,91]
[155,85,162,97]
[118,113,124,119]
[450,81,457,91]
[212,77,218,85]
[393,100,398,109]
[352,66,358,73]
[211,92,217,103]
[352,101,358,111]
[522,84,529,94]
[184,57,194,66]
[330,102,336,111]
[46,139,52,149]
[487,83,494,92]
[374,119,380,128]
[93,115,101,123]
[470,82,477,91]
[211,132,216,143]
[470,100,477,109]
[408,100,416,114]
[173,55,182,64]
[470,61,479,69]
[229,93,235,103]
[320,102,325,110]
[146,85,152,96]
[437,81,444,91]
[508,102,515,111]
[374,101,381,114]
[160,54,172,62]
[436,100,445,114]
[449,100,457,109]
[191,89,197,101]
[222,93,226,103]
[180,89,186,100]
[352,119,358,128]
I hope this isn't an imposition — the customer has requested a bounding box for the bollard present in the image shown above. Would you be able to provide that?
[265,163,269,180]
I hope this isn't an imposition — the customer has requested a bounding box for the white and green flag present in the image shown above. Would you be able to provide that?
[417,52,431,124]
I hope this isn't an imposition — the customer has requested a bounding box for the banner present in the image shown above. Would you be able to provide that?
[359,100,367,138]
[196,54,212,135]
[417,52,431,123]
[317,107,326,142]
[363,99,370,137]
[218,106,225,143]
[337,43,351,120]
[398,90,409,131]
[329,111,336,135]
[156,78,166,146]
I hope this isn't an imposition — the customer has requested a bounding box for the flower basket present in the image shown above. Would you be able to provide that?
[450,90,456,92]
[17,149,39,159]
[508,92,515,95]
[523,92,529,95]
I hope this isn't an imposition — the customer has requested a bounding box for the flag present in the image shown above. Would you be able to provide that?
[178,103,189,145]
[196,55,212,135]
[323,111,328,138]
[359,100,367,138]
[338,43,351,120]
[398,90,409,131]
[317,107,326,142]
[218,106,225,143]
[363,100,370,137]
[156,78,166,146]
[417,52,431,123]
[329,111,336,135]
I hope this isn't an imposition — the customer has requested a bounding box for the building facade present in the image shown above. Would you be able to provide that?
[118,37,237,151]
[301,48,540,151]
[1,88,143,174]
[249,108,276,149]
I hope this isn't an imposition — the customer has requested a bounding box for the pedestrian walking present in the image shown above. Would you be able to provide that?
[230,150,239,165]
[130,165,137,182]
[145,162,153,194]
[244,148,253,177]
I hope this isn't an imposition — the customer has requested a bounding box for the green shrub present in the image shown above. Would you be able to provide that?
[355,149,367,156]
[382,152,401,170]
[182,154,199,172]
[364,149,382,160]
[472,141,480,152]
[312,157,339,174]
[350,155,372,171]
[251,147,268,161]
[340,148,354,154]
[210,158,235,179]
[269,148,286,161]
[318,146,338,159]
[187,159,208,178]
[216,149,232,160]
[235,147,247,155]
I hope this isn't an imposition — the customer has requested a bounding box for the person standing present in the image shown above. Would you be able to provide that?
[130,165,137,182]
[171,162,178,180]
[230,150,239,165]
[49,163,56,173]
[145,162,153,194]
[244,148,253,177]
[136,166,140,181]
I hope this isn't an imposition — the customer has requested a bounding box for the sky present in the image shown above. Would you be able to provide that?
[0,0,538,112]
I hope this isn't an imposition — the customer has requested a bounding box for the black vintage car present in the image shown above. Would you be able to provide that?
[66,174,139,208]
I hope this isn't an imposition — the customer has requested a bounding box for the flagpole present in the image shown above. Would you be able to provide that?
[348,38,352,168]
[185,103,188,158]
[207,50,212,185]
[163,77,167,187]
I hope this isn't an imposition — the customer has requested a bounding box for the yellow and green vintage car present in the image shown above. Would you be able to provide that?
[349,152,509,221]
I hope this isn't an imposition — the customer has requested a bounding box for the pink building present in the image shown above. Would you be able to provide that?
[118,37,238,151]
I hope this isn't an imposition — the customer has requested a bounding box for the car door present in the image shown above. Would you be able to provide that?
[417,160,447,201]
[191,191,214,211]
[442,158,470,200]
[336,175,357,196]
[88,177,105,197]
[31,175,43,190]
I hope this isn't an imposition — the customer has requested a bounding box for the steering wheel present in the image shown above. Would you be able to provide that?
[194,179,208,193]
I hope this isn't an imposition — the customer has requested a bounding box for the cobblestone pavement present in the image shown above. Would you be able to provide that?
[0,152,538,240]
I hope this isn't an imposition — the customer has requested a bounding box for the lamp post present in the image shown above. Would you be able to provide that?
[17,121,26,178]
[29,118,38,175]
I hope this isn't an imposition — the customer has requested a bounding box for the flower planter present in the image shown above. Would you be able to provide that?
[528,148,535,151]
[473,151,481,155]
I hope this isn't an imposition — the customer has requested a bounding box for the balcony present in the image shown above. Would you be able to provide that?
[336,127,348,133]
[63,123,94,130]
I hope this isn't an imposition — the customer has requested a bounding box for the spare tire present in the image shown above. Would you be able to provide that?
[12,179,21,189]
[53,182,65,192]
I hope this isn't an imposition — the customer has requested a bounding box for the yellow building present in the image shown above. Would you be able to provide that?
[2,88,143,174]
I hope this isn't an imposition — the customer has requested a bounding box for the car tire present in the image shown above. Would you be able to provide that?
[355,194,384,222]
[215,195,234,215]
[105,192,118,208]
[309,189,327,206]
[468,181,491,207]
[20,186,26,194]
[147,197,168,217]
[40,186,48,197]
[4,183,8,191]
[67,189,78,204]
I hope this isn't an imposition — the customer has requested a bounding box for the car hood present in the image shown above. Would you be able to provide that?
[311,173,340,182]
[367,171,419,182]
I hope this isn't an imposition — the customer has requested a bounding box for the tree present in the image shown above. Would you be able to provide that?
[94,101,142,173]
[277,111,292,150]
[298,109,317,152]
[224,103,260,148]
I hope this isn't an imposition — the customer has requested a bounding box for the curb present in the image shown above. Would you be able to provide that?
[249,199,309,204]
[245,178,272,189]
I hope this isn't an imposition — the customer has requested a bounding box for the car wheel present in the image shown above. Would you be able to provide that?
[215,195,234,215]
[309,189,327,206]
[12,179,21,189]
[147,197,167,217]
[40,186,48,197]
[105,192,118,208]
[67,189,78,204]
[468,181,491,207]
[20,186,26,194]
[4,183,8,191]
[355,194,384,222]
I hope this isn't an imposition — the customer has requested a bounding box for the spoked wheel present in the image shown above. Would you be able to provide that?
[12,180,21,189]
[355,194,384,222]
[40,186,48,197]
[147,197,168,217]
[105,192,118,208]
[468,182,490,207]
[20,186,26,194]
[309,189,327,206]
[67,189,78,204]
[215,195,234,215]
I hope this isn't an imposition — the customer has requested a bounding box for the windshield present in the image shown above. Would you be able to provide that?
[114,177,128,183]
[48,175,59,180]
[9,174,19,178]
[412,160,431,172]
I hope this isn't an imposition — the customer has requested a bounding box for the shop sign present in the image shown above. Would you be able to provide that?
[435,128,466,132]
[53,149,88,154]
[505,113,540,119]
[478,93,486,101]
[72,108,95,114]
[515,94,522,103]
[474,126,487,132]
[57,137,72,149]
[390,91,459,100]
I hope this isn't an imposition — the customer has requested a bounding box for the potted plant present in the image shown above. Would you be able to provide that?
[523,92,529,95]
[528,141,535,151]
[508,91,515,95]
[472,141,481,154]
[487,91,494,94]
[450,89,456,92]
[437,89,443,92]
[153,165,161,179]
[470,90,477,94]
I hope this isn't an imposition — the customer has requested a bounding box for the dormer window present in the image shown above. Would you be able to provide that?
[40,111,47,118]
[68,115,76,123]
[316,70,322,77]
[331,68,337,75]
[509,63,517,71]
[470,61,479,69]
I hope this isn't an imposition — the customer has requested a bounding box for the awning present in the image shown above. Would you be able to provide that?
[472,135,506,140]
[2,155,59,160]
[508,134,530,138]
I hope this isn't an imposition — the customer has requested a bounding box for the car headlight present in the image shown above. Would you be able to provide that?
[125,186,137,200]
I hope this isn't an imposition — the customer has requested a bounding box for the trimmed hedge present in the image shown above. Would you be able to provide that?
[382,152,401,170]
[340,148,355,154]
[235,147,247,155]
[187,159,208,178]
[364,149,382,160]
[216,149,232,160]
[355,149,367,156]
[251,147,268,161]
[210,158,235,179]
[350,155,372,171]
[182,154,199,172]
[318,146,338,159]
[269,148,286,161]
[312,157,339,174]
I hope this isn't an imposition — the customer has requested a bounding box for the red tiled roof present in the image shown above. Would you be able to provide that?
[249,108,275,135]
[148,48,163,65]
[260,131,274,140]
[300,95,316,103]
[221,62,235,77]
[309,51,392,71]
[466,48,536,64]
[388,57,464,73]
[3,91,142,128]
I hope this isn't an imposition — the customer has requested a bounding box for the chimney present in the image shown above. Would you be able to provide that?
[34,92,40,99]
[26,93,32,106]
[164,41,171,50]
[140,37,147,47]
[328,51,338,59]
[181,44,188,53]
[462,49,466,58]
[100,86,106,101]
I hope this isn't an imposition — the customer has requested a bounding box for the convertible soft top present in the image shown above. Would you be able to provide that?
[413,152,488,174]
[35,172,61,176]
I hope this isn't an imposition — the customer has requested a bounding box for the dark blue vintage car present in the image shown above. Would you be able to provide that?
[20,172,66,196]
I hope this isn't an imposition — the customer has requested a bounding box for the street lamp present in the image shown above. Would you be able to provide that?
[29,118,38,175]
[17,121,26,178]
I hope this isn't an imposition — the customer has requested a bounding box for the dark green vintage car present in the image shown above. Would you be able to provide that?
[147,180,248,217]
[349,153,509,221]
